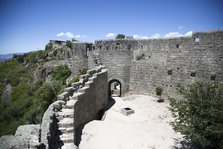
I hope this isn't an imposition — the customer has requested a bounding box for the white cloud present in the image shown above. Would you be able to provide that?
[178,26,183,30]
[56,32,65,37]
[56,32,86,38]
[133,34,161,39]
[142,36,149,39]
[150,33,161,39]
[75,34,81,38]
[106,33,115,38]
[65,32,74,38]
[164,32,183,38]
[184,31,193,36]
[133,35,141,39]
[133,35,149,39]
[163,31,193,38]
[132,31,192,40]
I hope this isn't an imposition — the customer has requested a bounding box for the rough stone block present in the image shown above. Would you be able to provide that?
[121,107,135,116]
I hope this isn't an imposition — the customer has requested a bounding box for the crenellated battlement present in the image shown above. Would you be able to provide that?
[89,30,223,97]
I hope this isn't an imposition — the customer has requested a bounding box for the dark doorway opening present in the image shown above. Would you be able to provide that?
[108,79,121,97]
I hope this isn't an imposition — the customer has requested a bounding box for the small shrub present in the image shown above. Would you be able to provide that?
[155,86,163,100]
[72,38,78,42]
[116,34,125,39]
[67,76,80,87]
[36,50,47,59]
[72,76,80,83]
[66,40,72,49]
[14,54,25,63]
[52,65,71,84]
[79,68,87,75]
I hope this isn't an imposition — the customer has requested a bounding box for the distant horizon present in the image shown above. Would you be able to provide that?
[1,0,223,54]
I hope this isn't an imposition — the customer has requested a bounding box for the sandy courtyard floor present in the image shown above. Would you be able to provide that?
[79,94,183,149]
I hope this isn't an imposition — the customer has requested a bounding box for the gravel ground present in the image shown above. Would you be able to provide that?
[79,94,183,149]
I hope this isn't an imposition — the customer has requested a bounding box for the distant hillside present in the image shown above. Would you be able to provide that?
[0,53,23,62]
[0,40,88,136]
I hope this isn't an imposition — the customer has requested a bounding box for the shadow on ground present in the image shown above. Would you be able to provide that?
[75,97,116,146]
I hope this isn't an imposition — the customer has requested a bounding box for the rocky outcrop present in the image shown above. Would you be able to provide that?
[2,83,12,105]
[0,124,40,149]
[33,41,91,83]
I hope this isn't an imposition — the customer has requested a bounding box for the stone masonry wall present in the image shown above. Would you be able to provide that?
[41,66,108,148]
[129,30,223,98]
[92,40,138,94]
[93,30,223,98]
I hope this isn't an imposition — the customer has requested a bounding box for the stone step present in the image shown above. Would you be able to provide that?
[59,127,74,134]
[72,92,84,98]
[58,109,74,118]
[60,133,74,143]
[58,118,73,127]
[61,143,77,149]
[79,86,89,93]
[85,81,93,87]
[65,100,77,109]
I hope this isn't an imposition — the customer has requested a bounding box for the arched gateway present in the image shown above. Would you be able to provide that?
[108,79,122,97]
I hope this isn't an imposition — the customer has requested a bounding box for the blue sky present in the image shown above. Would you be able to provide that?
[0,0,222,54]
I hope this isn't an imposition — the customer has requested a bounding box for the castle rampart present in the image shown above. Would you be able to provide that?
[92,30,223,97]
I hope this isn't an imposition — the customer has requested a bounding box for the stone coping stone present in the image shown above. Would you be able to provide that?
[62,143,78,149]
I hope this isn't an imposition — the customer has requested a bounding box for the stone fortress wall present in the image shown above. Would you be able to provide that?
[1,30,222,149]
[41,66,108,148]
[92,30,223,98]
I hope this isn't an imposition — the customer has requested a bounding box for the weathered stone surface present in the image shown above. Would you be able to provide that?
[90,30,223,98]
[61,143,78,149]
[64,87,75,96]
[0,124,40,149]
[2,83,12,104]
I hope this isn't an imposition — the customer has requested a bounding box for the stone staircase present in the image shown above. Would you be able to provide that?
[40,66,106,149]
[57,93,82,149]
[56,79,91,148]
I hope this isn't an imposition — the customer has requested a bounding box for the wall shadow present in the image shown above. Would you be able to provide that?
[75,97,116,147]
[104,97,116,111]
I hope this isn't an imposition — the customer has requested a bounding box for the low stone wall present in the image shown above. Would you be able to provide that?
[41,100,65,148]
[41,65,108,148]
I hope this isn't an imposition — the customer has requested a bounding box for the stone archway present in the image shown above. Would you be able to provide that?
[108,79,122,97]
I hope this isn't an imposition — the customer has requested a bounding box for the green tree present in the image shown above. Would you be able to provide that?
[169,82,223,149]
[116,34,125,39]
[34,81,62,112]
[45,42,53,51]
[72,38,78,42]
[66,40,72,48]
[52,65,71,84]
